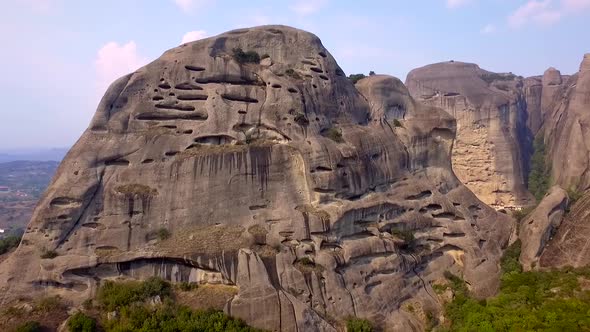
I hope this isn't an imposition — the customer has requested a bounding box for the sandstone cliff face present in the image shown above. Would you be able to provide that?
[406,62,533,210]
[532,54,590,269]
[544,54,590,191]
[0,26,513,331]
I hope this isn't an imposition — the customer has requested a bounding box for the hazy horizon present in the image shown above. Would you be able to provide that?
[1,0,589,149]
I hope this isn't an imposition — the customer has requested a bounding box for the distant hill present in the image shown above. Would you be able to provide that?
[0,147,68,163]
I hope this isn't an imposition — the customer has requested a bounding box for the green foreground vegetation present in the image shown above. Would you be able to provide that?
[441,240,590,332]
[0,234,21,255]
[528,134,551,201]
[14,277,262,332]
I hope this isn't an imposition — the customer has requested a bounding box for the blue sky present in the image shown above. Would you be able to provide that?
[1,0,589,149]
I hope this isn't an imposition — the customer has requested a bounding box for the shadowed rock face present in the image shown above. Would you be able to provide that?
[519,186,567,271]
[0,26,513,331]
[406,61,534,210]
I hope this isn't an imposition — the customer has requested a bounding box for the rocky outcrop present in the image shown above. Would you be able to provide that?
[540,190,590,269]
[0,26,513,331]
[518,186,568,271]
[535,54,590,269]
[543,54,590,191]
[406,62,533,210]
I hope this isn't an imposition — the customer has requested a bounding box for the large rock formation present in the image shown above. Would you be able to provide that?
[534,54,590,269]
[406,62,533,210]
[544,54,590,191]
[0,26,513,331]
[519,186,568,271]
[521,68,567,138]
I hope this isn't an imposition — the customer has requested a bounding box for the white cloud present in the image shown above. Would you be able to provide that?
[508,0,561,27]
[289,0,329,15]
[480,24,496,34]
[172,0,212,13]
[181,30,207,44]
[508,0,590,28]
[95,41,148,94]
[446,0,471,8]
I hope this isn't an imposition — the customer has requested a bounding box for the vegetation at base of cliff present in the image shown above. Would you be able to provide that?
[67,312,96,332]
[512,206,535,223]
[440,242,590,331]
[98,277,172,311]
[346,317,374,332]
[392,119,404,128]
[528,134,551,201]
[0,234,21,255]
[15,321,42,332]
[500,240,522,274]
[232,48,261,64]
[95,277,262,332]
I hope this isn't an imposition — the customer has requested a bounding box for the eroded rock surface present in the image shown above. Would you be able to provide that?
[406,62,533,210]
[518,186,568,271]
[0,26,513,331]
[544,54,590,191]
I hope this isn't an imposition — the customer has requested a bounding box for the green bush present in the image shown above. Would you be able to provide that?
[346,317,373,332]
[15,321,42,332]
[40,249,58,259]
[0,235,21,255]
[157,228,171,241]
[177,281,198,292]
[528,134,551,201]
[442,255,590,331]
[36,295,64,312]
[512,206,535,222]
[567,188,584,210]
[232,48,260,64]
[324,127,344,143]
[284,68,302,80]
[97,277,172,311]
[500,240,522,274]
[68,312,96,332]
[392,119,403,128]
[348,73,366,84]
[391,228,416,252]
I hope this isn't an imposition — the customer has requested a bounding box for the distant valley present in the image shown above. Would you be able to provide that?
[0,160,59,232]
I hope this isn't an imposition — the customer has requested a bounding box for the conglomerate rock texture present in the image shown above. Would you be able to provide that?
[0,26,513,331]
[406,62,533,210]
